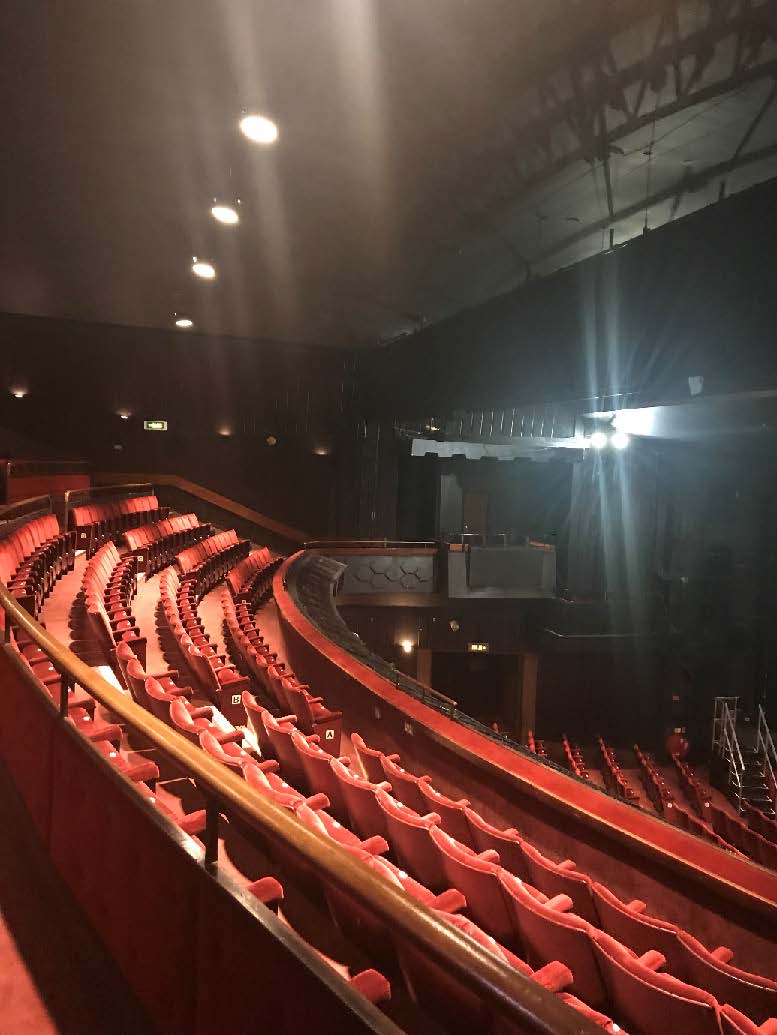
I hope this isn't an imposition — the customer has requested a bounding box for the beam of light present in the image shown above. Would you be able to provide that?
[611,430,630,449]
[590,430,609,449]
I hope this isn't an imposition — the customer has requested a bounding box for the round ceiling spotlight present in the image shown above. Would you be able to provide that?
[174,316,194,329]
[239,113,279,145]
[211,203,240,226]
[589,430,609,450]
[191,258,216,280]
[611,431,630,450]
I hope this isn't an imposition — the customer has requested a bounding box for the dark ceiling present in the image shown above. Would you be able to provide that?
[1,0,776,349]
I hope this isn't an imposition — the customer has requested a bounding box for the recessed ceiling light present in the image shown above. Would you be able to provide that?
[175,317,194,328]
[191,259,216,280]
[211,204,239,225]
[240,113,279,145]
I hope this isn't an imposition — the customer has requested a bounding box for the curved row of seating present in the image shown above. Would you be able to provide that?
[219,574,777,1034]
[159,560,248,721]
[670,755,777,869]
[122,513,211,575]
[562,734,590,780]
[0,513,75,616]
[82,541,146,665]
[598,738,639,802]
[709,803,777,871]
[221,588,343,748]
[69,494,167,556]
[176,529,249,582]
[107,591,587,1023]
[527,729,548,759]
[743,801,777,845]
[226,546,281,605]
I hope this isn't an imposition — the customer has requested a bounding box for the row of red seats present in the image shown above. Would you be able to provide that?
[598,738,639,802]
[672,753,716,818]
[237,702,615,1029]
[345,733,777,1032]
[709,803,777,872]
[122,513,211,575]
[69,495,167,556]
[246,696,777,1034]
[0,513,75,615]
[221,589,343,749]
[159,565,247,722]
[176,529,249,583]
[225,546,280,604]
[527,729,548,759]
[210,591,617,1027]
[669,755,769,859]
[82,542,146,666]
[233,586,775,1031]
[225,584,774,1033]
[743,801,777,846]
[159,551,777,1030]
[634,744,675,813]
[562,734,590,780]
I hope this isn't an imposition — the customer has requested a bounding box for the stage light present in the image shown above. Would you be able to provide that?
[211,204,239,225]
[613,407,655,437]
[400,639,414,654]
[589,430,608,449]
[175,316,194,329]
[240,113,278,145]
[191,259,216,280]
[611,430,630,450]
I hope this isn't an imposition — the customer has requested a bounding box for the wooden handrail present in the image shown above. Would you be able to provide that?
[92,473,310,545]
[0,581,593,1034]
[0,494,53,522]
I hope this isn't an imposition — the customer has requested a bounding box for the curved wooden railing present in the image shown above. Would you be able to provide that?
[0,580,594,1035]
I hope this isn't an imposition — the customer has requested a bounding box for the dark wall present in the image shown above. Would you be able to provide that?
[360,178,777,418]
[0,312,351,535]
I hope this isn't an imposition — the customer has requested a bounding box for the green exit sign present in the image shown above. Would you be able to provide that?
[143,420,168,431]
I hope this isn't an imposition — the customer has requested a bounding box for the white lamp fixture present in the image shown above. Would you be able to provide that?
[191,258,216,280]
[211,203,240,225]
[239,113,279,145]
